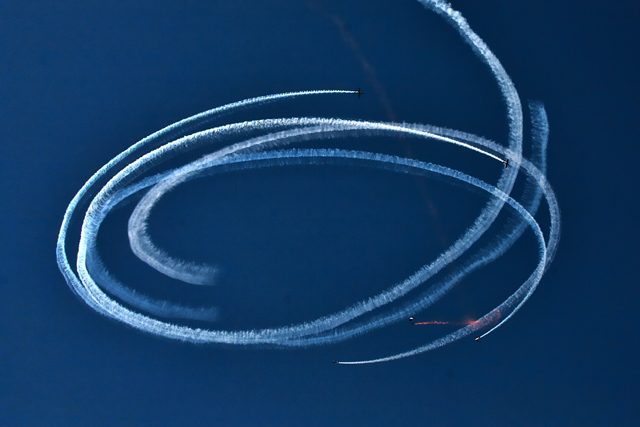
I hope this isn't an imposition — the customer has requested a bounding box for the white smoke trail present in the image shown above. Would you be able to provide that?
[56,0,559,362]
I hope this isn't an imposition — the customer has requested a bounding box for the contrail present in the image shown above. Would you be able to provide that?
[56,0,559,363]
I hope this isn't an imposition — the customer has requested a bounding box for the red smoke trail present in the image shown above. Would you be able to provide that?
[414,310,502,328]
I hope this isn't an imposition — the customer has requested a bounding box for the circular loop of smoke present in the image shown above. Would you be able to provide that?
[57,1,559,363]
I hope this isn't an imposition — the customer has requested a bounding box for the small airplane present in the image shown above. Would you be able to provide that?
[409,317,415,322]
[475,337,480,342]
[356,88,363,98]
[504,159,509,168]
[332,360,339,364]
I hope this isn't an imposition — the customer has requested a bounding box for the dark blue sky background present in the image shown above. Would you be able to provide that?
[1,0,638,426]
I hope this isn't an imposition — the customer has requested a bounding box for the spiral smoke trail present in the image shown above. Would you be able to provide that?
[56,0,559,363]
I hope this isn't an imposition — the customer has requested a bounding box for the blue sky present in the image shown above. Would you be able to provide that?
[1,0,638,425]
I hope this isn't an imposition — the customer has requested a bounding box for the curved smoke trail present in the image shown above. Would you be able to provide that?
[56,0,559,363]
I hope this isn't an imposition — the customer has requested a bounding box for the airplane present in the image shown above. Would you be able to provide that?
[332,360,339,364]
[475,337,480,342]
[356,88,363,98]
[409,317,415,322]
[504,159,509,168]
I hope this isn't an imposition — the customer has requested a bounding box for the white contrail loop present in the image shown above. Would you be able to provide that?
[56,1,559,362]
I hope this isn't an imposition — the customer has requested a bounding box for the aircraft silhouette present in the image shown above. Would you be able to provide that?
[356,88,363,98]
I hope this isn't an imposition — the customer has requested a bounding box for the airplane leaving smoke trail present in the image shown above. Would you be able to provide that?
[56,0,559,363]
